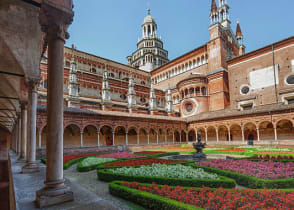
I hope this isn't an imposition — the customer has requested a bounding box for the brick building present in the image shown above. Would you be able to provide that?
[36,0,294,148]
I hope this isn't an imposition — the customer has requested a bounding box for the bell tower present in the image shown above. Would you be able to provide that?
[127,9,169,72]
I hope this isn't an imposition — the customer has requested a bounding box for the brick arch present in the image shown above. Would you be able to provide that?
[276,119,294,140]
[81,124,98,133]
[127,126,138,133]
[63,122,82,132]
[230,124,242,141]
[207,126,217,141]
[113,125,127,133]
[98,123,114,132]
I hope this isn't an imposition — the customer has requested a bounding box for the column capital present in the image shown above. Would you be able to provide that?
[39,0,74,41]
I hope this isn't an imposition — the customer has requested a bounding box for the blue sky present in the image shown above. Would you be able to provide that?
[67,0,294,64]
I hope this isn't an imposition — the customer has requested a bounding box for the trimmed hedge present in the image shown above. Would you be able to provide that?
[109,181,202,210]
[134,152,180,158]
[191,163,294,189]
[233,157,294,163]
[97,167,236,188]
[41,155,96,170]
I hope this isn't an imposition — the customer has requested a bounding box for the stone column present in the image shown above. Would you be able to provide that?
[38,130,42,149]
[205,128,208,142]
[22,81,39,173]
[17,114,22,155]
[180,133,182,143]
[257,128,260,141]
[216,130,219,142]
[112,131,115,145]
[274,127,278,141]
[172,132,174,144]
[97,132,100,146]
[125,132,128,145]
[147,133,150,145]
[186,133,188,143]
[165,133,167,144]
[241,127,245,142]
[156,132,159,144]
[228,129,231,141]
[36,2,74,207]
[19,102,27,160]
[137,133,139,145]
[80,132,83,147]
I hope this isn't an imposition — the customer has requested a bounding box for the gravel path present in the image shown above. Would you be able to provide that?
[64,164,134,210]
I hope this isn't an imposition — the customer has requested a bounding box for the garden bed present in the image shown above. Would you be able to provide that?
[77,157,117,172]
[110,181,294,210]
[97,152,144,159]
[193,160,294,188]
[134,151,180,158]
[98,164,236,188]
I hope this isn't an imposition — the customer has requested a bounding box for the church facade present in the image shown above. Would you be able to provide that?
[36,0,294,148]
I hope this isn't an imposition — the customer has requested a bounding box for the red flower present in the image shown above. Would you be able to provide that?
[105,158,185,167]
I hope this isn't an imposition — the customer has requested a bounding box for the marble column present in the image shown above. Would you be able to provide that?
[80,132,83,147]
[205,128,208,142]
[137,133,139,145]
[274,127,278,141]
[216,130,219,142]
[156,132,159,144]
[172,132,174,144]
[180,133,182,143]
[228,129,231,141]
[22,81,39,173]
[38,130,42,149]
[17,114,21,155]
[257,128,260,141]
[36,2,74,207]
[125,132,128,145]
[241,127,245,142]
[112,131,115,145]
[97,132,100,146]
[165,133,167,144]
[147,133,150,144]
[19,102,27,160]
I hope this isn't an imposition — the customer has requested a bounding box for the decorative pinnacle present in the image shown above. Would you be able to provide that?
[147,8,150,15]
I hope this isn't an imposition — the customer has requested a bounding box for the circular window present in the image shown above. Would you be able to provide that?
[241,86,250,94]
[286,75,294,84]
[186,103,193,112]
[120,94,126,100]
[140,98,146,103]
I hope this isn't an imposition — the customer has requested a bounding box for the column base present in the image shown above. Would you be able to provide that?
[16,157,26,163]
[21,162,40,173]
[36,185,74,208]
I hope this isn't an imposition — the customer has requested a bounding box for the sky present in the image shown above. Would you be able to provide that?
[66,0,294,65]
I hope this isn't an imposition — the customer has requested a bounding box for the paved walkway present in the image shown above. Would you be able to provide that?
[10,152,133,210]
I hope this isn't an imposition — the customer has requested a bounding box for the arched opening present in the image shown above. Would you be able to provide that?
[149,128,157,144]
[166,129,173,143]
[139,128,148,145]
[230,124,242,141]
[244,122,257,141]
[128,127,137,145]
[83,125,98,147]
[100,125,113,146]
[195,87,200,96]
[63,124,81,148]
[259,121,275,140]
[207,126,217,141]
[218,125,229,141]
[276,120,294,140]
[181,130,186,142]
[188,129,196,142]
[197,128,206,141]
[201,87,206,96]
[114,126,126,145]
[158,128,165,144]
[40,126,47,148]
[174,130,180,143]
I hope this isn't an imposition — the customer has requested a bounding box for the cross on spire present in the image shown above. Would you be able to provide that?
[147,8,150,15]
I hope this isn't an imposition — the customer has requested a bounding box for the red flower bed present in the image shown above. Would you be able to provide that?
[123,182,294,209]
[257,151,294,154]
[136,151,166,155]
[217,148,245,152]
[251,155,294,160]
[63,153,97,164]
[105,158,184,167]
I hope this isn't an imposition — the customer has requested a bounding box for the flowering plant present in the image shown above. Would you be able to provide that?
[108,164,219,180]
[250,155,294,160]
[136,151,167,155]
[63,153,98,164]
[197,159,294,179]
[122,181,294,209]
[217,148,245,152]
[80,157,117,167]
[97,152,144,159]
[104,158,183,167]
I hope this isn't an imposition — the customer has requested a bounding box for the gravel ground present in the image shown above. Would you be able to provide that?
[64,164,134,210]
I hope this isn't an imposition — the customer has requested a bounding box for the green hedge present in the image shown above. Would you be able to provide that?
[41,155,96,170]
[191,164,294,189]
[134,152,180,158]
[109,181,202,210]
[97,168,236,188]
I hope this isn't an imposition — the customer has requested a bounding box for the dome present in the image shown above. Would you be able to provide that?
[143,14,156,24]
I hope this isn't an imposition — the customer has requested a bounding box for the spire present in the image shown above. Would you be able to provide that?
[67,56,80,108]
[127,74,137,112]
[210,0,218,15]
[236,20,242,37]
[165,88,174,115]
[101,69,112,110]
[149,82,157,113]
[147,8,150,15]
